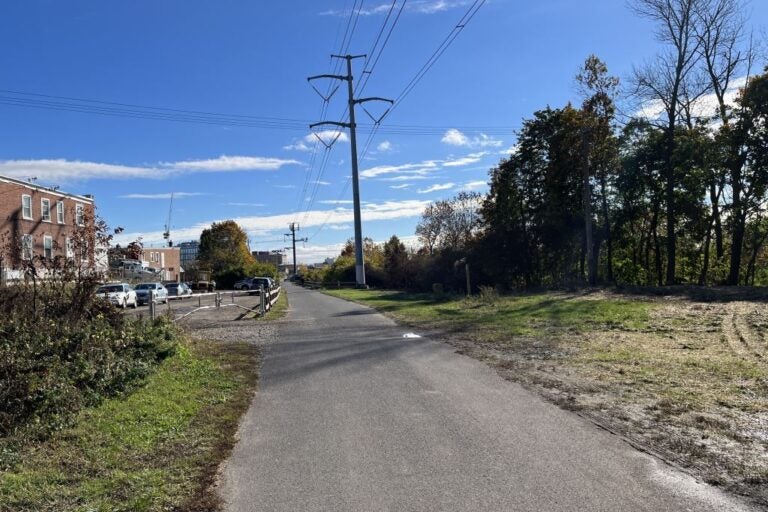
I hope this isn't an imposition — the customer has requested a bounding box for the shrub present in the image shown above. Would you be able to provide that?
[0,282,180,463]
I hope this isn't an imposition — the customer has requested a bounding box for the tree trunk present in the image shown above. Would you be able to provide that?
[600,173,613,282]
[699,217,713,285]
[711,182,724,260]
[727,176,745,285]
[582,129,596,286]
[664,123,676,285]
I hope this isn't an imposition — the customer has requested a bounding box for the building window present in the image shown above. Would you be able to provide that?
[65,237,74,259]
[41,199,51,222]
[43,235,53,259]
[22,195,32,220]
[75,204,84,226]
[21,235,33,260]
[57,201,64,224]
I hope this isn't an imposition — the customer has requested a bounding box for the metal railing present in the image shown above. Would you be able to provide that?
[146,286,281,322]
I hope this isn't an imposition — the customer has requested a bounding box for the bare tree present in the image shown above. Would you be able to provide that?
[631,0,703,284]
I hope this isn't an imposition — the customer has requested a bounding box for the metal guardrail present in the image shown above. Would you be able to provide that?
[147,286,281,322]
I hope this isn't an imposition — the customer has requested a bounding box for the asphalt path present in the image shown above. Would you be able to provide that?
[220,282,757,512]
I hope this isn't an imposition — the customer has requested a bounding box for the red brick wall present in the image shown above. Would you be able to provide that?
[0,179,95,267]
[141,247,181,281]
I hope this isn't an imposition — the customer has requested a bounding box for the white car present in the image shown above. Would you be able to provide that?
[96,283,138,309]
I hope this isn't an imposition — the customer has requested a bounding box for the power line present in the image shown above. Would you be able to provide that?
[390,0,486,113]
[0,89,514,134]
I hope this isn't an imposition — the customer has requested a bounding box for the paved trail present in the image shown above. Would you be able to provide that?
[220,283,757,511]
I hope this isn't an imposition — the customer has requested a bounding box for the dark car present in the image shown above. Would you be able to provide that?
[166,282,192,297]
[234,276,273,292]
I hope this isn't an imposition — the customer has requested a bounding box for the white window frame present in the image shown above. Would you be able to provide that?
[21,235,33,260]
[22,195,32,220]
[65,237,74,259]
[41,199,51,222]
[75,204,85,226]
[43,235,53,259]
[56,201,65,224]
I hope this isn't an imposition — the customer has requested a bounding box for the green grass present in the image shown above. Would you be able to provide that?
[0,340,259,512]
[324,289,651,338]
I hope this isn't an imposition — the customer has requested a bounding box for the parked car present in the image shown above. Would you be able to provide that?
[234,276,273,292]
[166,282,192,297]
[134,282,169,305]
[96,283,138,309]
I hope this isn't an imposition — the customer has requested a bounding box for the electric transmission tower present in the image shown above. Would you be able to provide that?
[308,54,392,287]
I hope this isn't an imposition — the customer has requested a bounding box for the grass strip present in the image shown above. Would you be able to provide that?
[323,288,651,337]
[0,339,259,512]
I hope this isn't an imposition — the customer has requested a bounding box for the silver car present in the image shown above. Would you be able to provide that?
[134,282,169,305]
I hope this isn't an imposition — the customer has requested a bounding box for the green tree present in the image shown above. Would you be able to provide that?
[198,221,255,285]
[722,69,768,284]
[383,235,408,288]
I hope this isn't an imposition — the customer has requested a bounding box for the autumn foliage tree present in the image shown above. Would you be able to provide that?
[198,220,258,287]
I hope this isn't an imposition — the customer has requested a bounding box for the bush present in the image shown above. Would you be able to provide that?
[0,282,180,458]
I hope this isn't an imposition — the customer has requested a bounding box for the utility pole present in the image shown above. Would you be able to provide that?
[308,54,392,287]
[285,223,307,276]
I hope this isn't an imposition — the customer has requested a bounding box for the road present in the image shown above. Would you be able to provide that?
[219,283,757,512]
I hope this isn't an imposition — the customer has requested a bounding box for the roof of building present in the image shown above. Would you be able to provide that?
[0,174,94,203]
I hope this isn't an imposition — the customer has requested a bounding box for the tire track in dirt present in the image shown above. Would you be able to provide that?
[721,302,765,359]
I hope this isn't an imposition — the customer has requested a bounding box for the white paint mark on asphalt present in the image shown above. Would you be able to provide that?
[403,332,422,338]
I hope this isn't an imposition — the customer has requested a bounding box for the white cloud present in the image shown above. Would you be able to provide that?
[114,199,432,247]
[389,184,411,189]
[498,144,519,156]
[284,131,350,152]
[360,160,440,178]
[636,76,748,122]
[319,200,354,205]
[312,180,331,186]
[274,184,296,189]
[0,155,302,183]
[120,192,208,199]
[0,159,160,182]
[441,128,470,146]
[441,129,503,148]
[328,224,352,230]
[418,182,456,194]
[283,140,312,152]
[443,152,488,167]
[308,130,349,146]
[377,140,394,152]
[163,155,300,172]
[459,181,487,192]
[321,1,472,17]
[226,202,265,207]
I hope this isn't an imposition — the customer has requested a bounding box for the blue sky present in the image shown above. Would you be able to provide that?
[0,0,765,262]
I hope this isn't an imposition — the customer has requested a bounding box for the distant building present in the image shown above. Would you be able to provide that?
[140,247,181,282]
[0,174,96,281]
[178,241,199,270]
[252,250,283,267]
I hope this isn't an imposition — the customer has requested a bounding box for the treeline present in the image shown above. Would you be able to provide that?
[311,0,768,290]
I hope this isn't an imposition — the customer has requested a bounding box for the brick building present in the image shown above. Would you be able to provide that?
[252,250,283,267]
[141,247,181,282]
[0,174,96,280]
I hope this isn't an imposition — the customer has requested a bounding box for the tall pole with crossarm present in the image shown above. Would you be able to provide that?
[309,54,392,287]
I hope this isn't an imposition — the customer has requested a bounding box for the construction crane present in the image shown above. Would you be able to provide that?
[162,192,174,247]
